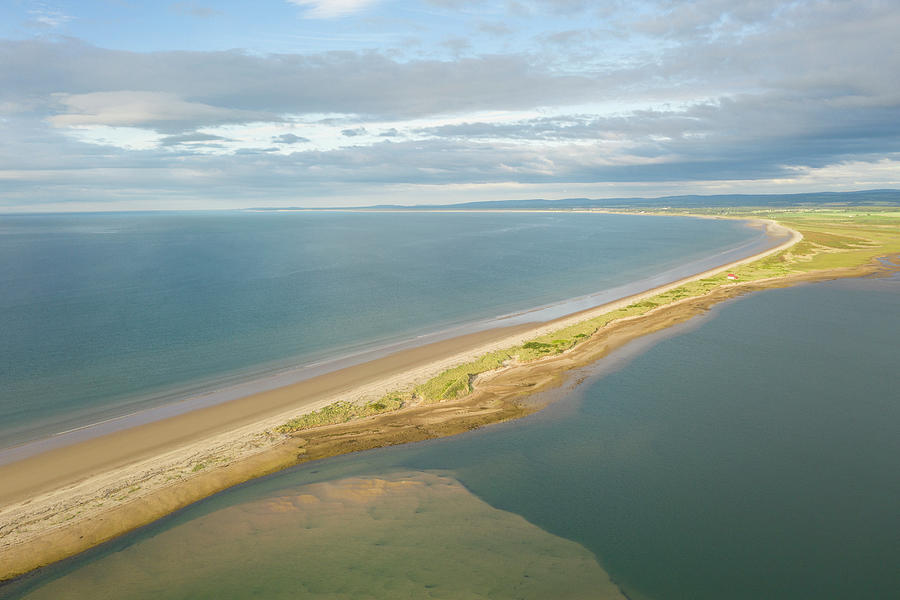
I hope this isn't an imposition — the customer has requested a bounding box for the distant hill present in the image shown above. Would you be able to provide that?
[251,189,900,212]
[367,189,900,210]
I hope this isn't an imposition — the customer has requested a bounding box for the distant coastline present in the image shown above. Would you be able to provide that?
[2,208,898,584]
[245,187,900,212]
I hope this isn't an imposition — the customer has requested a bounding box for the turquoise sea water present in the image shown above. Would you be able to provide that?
[0,211,764,448]
[6,274,897,599]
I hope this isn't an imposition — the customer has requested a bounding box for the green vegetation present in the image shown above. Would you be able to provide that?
[276,207,900,433]
[771,209,900,271]
[414,349,513,402]
[276,394,406,433]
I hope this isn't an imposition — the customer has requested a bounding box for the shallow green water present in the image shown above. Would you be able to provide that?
[6,275,899,599]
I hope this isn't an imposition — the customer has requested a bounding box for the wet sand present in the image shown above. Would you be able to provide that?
[18,471,627,600]
[0,218,807,582]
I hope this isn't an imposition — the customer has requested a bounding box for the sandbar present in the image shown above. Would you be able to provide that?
[0,217,828,582]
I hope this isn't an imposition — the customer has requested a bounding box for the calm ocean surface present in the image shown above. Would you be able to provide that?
[7,272,897,599]
[0,211,764,449]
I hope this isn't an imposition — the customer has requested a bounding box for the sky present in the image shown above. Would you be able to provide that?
[1,0,899,211]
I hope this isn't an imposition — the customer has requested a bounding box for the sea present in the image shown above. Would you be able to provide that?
[0,210,770,453]
[5,272,898,599]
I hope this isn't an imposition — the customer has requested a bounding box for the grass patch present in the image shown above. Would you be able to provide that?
[800,230,873,249]
[276,394,406,434]
[414,350,513,402]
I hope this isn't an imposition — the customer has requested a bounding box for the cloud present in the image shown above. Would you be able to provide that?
[287,0,380,19]
[26,4,74,29]
[272,133,311,144]
[415,89,900,175]
[541,29,590,45]
[631,0,787,39]
[440,37,471,55]
[160,132,232,146]
[435,0,594,17]
[531,0,592,15]
[47,91,278,132]
[0,39,607,124]
[5,0,895,127]
[3,109,898,211]
[234,147,280,155]
[2,1,900,209]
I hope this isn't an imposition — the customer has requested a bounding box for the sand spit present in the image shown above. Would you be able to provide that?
[0,217,823,582]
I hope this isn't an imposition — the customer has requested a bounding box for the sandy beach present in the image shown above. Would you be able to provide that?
[0,217,813,581]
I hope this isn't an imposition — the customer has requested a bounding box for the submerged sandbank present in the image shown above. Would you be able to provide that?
[16,472,627,600]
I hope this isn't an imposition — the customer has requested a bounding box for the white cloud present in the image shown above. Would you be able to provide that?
[27,3,74,28]
[65,125,163,150]
[780,158,900,189]
[288,0,380,19]
[48,91,275,131]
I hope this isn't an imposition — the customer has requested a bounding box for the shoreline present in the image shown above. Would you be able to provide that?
[0,216,804,582]
[0,210,773,461]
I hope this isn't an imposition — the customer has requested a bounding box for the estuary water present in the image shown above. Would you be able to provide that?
[0,210,767,450]
[5,272,898,599]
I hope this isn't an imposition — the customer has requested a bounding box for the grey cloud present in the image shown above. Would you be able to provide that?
[3,80,898,202]
[160,132,232,146]
[417,113,706,141]
[440,37,471,55]
[415,87,900,175]
[531,0,592,15]
[279,126,898,185]
[272,133,311,144]
[541,29,590,45]
[314,117,350,125]
[234,147,280,155]
[631,0,789,39]
[379,128,400,137]
[4,1,897,132]
[0,39,606,128]
[0,137,753,194]
[47,91,279,132]
[439,0,593,16]
[341,127,367,137]
[3,117,897,210]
